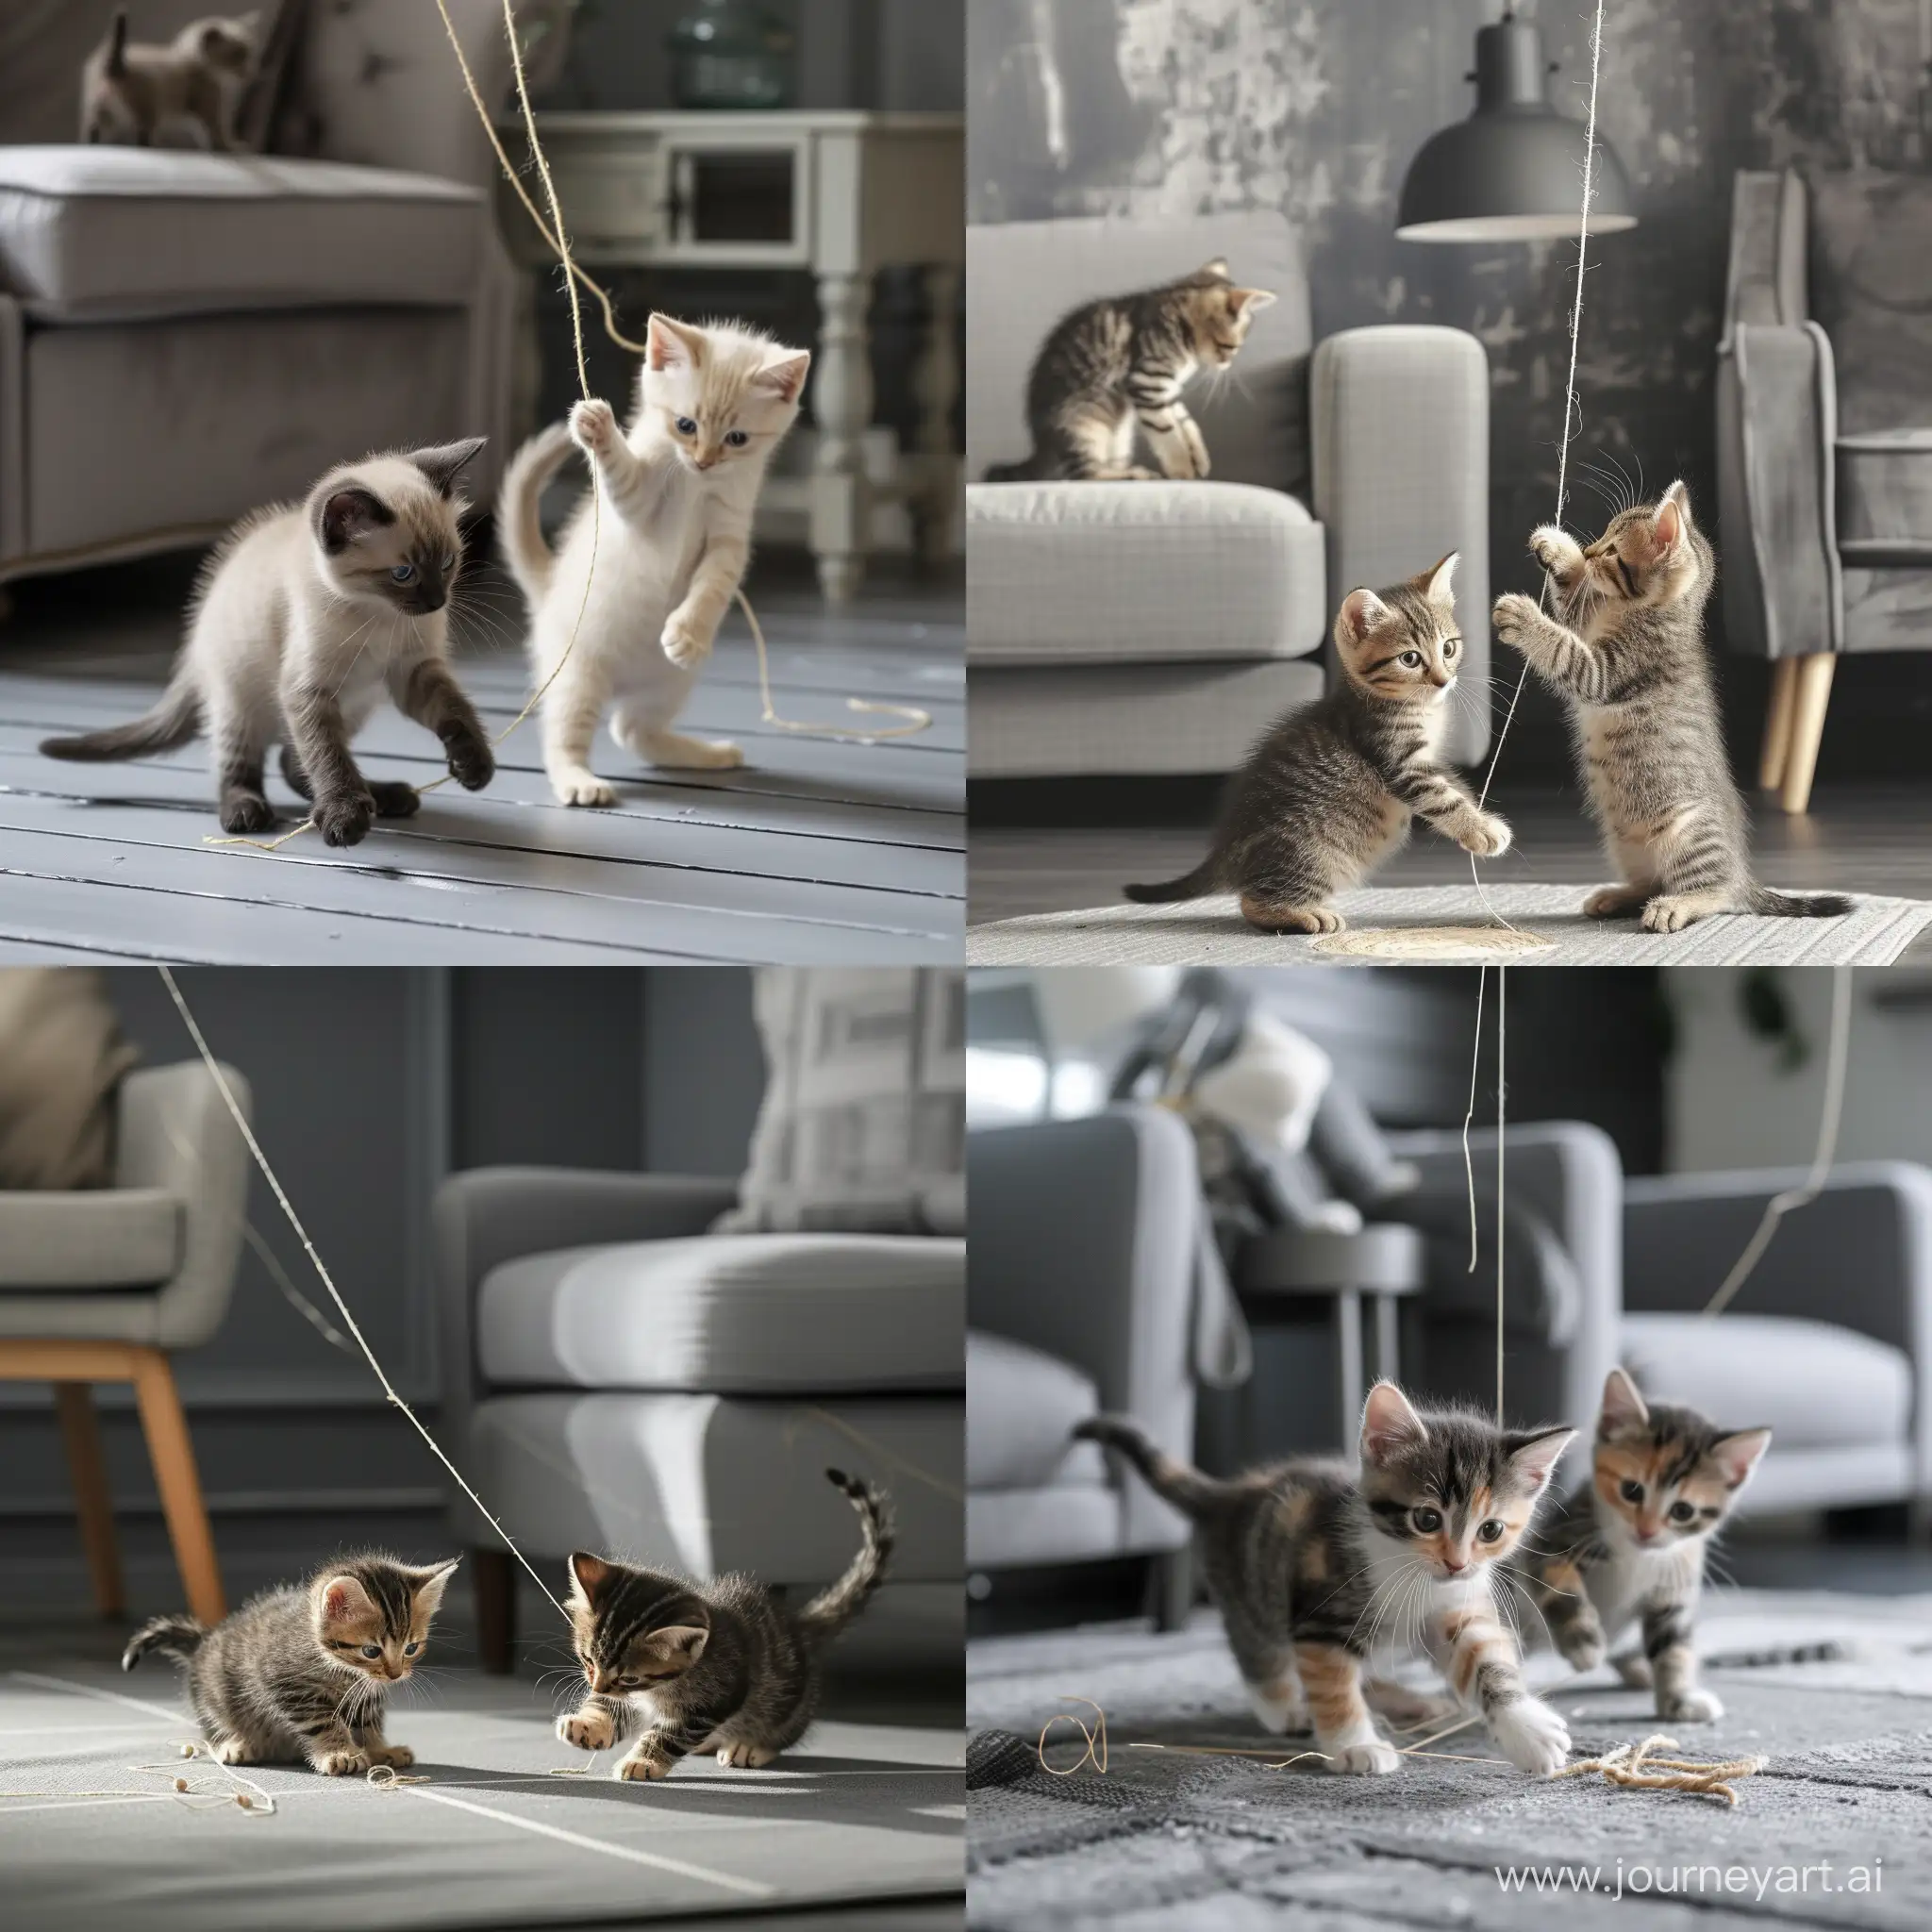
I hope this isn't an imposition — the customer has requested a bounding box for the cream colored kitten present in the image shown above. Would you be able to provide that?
[499,314,810,807]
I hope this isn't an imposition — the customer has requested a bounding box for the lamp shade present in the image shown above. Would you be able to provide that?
[1396,14,1637,242]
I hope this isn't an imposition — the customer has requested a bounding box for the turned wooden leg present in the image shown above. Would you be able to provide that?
[475,1546,515,1674]
[129,1349,225,1625]
[1780,652,1836,815]
[1759,656,1799,791]
[53,1383,125,1618]
[811,268,876,607]
[1145,1547,1193,1633]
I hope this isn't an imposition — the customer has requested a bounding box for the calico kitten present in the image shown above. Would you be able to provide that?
[123,1553,458,1774]
[1515,1368,1770,1723]
[1493,483,1850,930]
[1076,1385,1575,1775]
[1125,555,1511,932]
[81,9,262,151]
[556,1469,891,1780]
[41,441,496,844]
[985,258,1274,482]
[500,313,810,805]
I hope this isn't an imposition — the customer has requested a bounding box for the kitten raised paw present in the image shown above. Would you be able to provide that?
[558,1707,617,1752]
[569,398,619,458]
[1330,1740,1402,1776]
[1491,592,1542,648]
[1659,1687,1723,1724]
[313,1746,373,1778]
[1491,1698,1571,1777]
[660,613,713,669]
[1457,813,1512,858]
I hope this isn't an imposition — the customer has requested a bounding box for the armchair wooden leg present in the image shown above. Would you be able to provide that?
[53,1383,125,1619]
[1779,652,1836,815]
[1759,656,1799,791]
[1144,1547,1193,1633]
[129,1350,225,1626]
[475,1547,515,1674]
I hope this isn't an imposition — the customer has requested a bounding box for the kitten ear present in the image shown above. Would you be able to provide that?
[642,1624,709,1666]
[1359,1381,1427,1467]
[317,1574,375,1624]
[1506,1426,1576,1494]
[1600,1366,1649,1433]
[568,1552,613,1602]
[408,437,488,498]
[1417,550,1458,605]
[1335,588,1391,648]
[1229,287,1277,317]
[647,313,704,373]
[1650,480,1691,555]
[756,349,812,406]
[1710,1427,1772,1491]
[406,1557,460,1614]
[1198,257,1230,279]
[316,486,392,554]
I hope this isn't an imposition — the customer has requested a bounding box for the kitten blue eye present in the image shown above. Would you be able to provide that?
[1668,1501,1695,1524]
[1411,1507,1442,1534]
[724,430,749,448]
[675,417,698,436]
[391,564,416,584]
[359,1644,382,1659]
[1619,1479,1644,1504]
[403,1641,421,1656]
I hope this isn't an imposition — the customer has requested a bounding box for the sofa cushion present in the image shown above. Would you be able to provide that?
[1809,168,1932,438]
[1836,428,1932,564]
[477,1234,964,1394]
[0,1189,182,1290]
[1621,1313,1910,1452]
[969,481,1327,665]
[967,1330,1108,1491]
[0,146,484,322]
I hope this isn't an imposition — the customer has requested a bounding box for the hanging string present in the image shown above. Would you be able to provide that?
[1494,963,1507,1421]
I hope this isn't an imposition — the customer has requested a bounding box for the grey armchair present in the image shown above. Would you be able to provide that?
[966,208,1491,777]
[1718,167,1932,812]
[0,1060,250,1624]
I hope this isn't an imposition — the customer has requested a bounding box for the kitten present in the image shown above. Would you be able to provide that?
[1492,483,1850,930]
[555,1469,891,1781]
[1124,555,1511,932]
[41,441,496,844]
[500,313,810,806]
[1514,1368,1770,1723]
[123,1553,458,1774]
[985,258,1274,482]
[1075,1384,1575,1776]
[81,9,262,151]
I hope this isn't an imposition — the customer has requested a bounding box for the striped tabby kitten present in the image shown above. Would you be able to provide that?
[123,1553,458,1774]
[1516,1369,1770,1723]
[985,258,1274,482]
[1076,1384,1575,1775]
[1125,555,1510,932]
[556,1470,891,1780]
[1493,482,1849,930]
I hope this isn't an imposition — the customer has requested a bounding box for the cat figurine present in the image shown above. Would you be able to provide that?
[1076,1384,1576,1775]
[1125,554,1510,932]
[81,9,262,151]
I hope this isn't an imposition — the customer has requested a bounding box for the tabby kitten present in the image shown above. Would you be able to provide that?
[556,1470,891,1780]
[1125,555,1510,932]
[1493,482,1849,930]
[41,441,495,844]
[81,10,261,151]
[1076,1384,1575,1776]
[1515,1368,1770,1723]
[123,1554,458,1774]
[985,258,1274,483]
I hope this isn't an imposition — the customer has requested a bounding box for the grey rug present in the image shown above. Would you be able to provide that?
[0,1665,963,1930]
[967,884,1932,966]
[967,1593,1932,1930]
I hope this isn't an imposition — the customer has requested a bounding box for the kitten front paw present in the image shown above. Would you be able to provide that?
[558,1707,618,1753]
[210,1738,256,1765]
[660,610,714,669]
[1529,525,1579,579]
[1659,1687,1724,1724]
[442,728,495,791]
[1330,1740,1402,1776]
[615,1750,674,1782]
[1491,592,1541,649]
[716,1742,776,1769]
[1457,812,1512,858]
[550,766,617,808]
[364,1743,415,1770]
[314,791,375,848]
[569,398,619,458]
[1491,1698,1571,1777]
[1557,1629,1607,1674]
[1180,424,1211,479]
[219,794,276,836]
[313,1746,373,1777]
[1614,1653,1654,1690]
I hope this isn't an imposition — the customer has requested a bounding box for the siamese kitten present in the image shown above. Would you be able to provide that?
[42,441,496,845]
[1516,1368,1770,1723]
[556,1470,891,1780]
[81,9,262,150]
[123,1554,458,1774]
[1076,1385,1576,1776]
[1125,556,1510,932]
[1493,483,1849,930]
[985,258,1274,481]
[500,313,810,806]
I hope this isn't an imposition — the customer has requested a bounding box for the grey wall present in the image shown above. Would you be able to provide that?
[968,0,1932,779]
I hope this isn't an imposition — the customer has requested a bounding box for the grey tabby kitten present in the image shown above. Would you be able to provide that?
[42,441,496,845]
[985,258,1274,482]
[123,1553,458,1774]
[1515,1369,1770,1724]
[1126,555,1510,932]
[556,1470,891,1780]
[81,9,261,150]
[1077,1385,1575,1775]
[1493,482,1849,930]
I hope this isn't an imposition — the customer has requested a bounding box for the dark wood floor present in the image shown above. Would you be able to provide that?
[971,780,1932,964]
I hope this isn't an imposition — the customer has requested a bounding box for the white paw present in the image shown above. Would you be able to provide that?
[1330,1740,1402,1776]
[716,1741,776,1769]
[1459,813,1512,858]
[1246,1683,1308,1736]
[211,1739,253,1766]
[558,1708,616,1752]
[1641,895,1698,933]
[646,736,743,772]
[551,767,617,808]
[660,614,713,670]
[1530,525,1578,578]
[1491,1698,1571,1777]
[1660,1687,1723,1724]
[1491,592,1541,648]
[364,1742,414,1770]
[1559,1633,1607,1674]
[313,1747,373,1778]
[569,398,619,457]
[616,1751,673,1781]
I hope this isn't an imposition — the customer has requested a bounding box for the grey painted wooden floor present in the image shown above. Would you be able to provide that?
[0,564,962,965]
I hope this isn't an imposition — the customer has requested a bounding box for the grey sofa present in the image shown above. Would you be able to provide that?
[435,1166,965,1670]
[1718,167,1932,812]
[0,0,526,589]
[966,209,1491,777]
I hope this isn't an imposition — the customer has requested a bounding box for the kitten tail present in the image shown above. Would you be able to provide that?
[1074,1416,1225,1516]
[796,1469,894,1647]
[1747,884,1854,919]
[122,1613,206,1672]
[1124,857,1221,904]
[498,420,576,604]
[41,680,198,762]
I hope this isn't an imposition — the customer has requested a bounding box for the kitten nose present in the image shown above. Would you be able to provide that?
[1441,1557,1466,1575]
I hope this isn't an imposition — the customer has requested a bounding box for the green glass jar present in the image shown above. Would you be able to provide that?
[668,1,795,110]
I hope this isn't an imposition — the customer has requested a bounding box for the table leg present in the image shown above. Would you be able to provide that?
[1334,1291,1364,1445]
[910,262,961,565]
[811,269,875,607]
[1374,1293,1400,1386]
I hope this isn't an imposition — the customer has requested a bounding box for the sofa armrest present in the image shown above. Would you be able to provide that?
[1312,325,1491,762]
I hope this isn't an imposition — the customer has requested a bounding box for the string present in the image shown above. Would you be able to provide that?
[1703,964,1853,1318]
[1495,962,1507,1422]
[1460,963,1488,1276]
